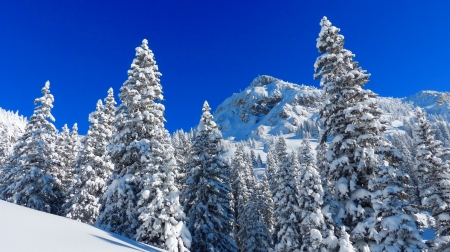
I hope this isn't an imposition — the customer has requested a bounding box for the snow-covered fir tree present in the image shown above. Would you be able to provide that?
[96,39,189,251]
[0,109,26,168]
[296,138,332,251]
[256,173,275,233]
[54,124,74,191]
[272,136,302,251]
[265,141,279,206]
[172,129,193,192]
[181,101,237,252]
[69,123,81,163]
[314,16,425,251]
[238,187,273,252]
[63,91,116,225]
[0,81,62,214]
[231,143,255,248]
[413,108,450,251]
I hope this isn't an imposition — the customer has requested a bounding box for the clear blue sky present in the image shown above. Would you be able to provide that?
[1,0,449,134]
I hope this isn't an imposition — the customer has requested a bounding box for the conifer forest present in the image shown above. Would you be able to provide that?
[2,17,450,252]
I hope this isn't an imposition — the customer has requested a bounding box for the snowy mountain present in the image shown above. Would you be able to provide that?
[214,75,322,141]
[213,75,449,143]
[0,200,163,252]
[405,90,450,119]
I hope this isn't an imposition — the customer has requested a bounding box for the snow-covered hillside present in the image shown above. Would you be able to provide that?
[213,75,449,144]
[0,200,163,252]
[405,90,450,119]
[214,75,322,141]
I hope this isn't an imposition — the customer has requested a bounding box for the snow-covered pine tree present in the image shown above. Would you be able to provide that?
[0,81,62,214]
[250,149,258,168]
[256,173,275,233]
[0,109,26,169]
[172,129,193,192]
[63,95,116,225]
[265,141,278,205]
[256,153,263,168]
[70,123,81,162]
[96,39,189,251]
[230,143,254,248]
[238,184,273,252]
[298,137,335,251]
[54,124,74,191]
[272,136,302,251]
[181,101,237,252]
[314,16,424,251]
[413,108,450,251]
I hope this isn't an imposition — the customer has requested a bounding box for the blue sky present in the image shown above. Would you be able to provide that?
[1,1,449,134]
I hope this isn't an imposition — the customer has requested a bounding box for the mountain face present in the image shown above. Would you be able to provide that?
[404,90,450,119]
[213,75,449,142]
[214,75,323,141]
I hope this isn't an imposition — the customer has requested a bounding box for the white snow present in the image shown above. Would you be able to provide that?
[0,200,163,252]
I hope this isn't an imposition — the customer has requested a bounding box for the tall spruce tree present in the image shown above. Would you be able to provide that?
[0,81,62,214]
[314,16,424,251]
[96,39,189,251]
[413,108,450,251]
[181,101,237,252]
[63,91,116,225]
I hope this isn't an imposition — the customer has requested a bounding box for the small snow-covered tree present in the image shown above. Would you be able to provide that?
[172,129,193,192]
[181,101,237,252]
[238,189,274,252]
[0,109,26,168]
[97,40,189,251]
[297,138,330,251]
[265,142,278,204]
[0,81,62,214]
[413,108,450,251]
[314,16,424,251]
[230,144,255,247]
[256,173,275,233]
[63,91,116,225]
[54,124,74,191]
[272,136,302,251]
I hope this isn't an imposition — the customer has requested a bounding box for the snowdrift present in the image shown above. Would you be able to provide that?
[0,200,163,252]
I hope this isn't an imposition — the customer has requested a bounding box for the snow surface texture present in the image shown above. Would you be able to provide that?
[0,200,163,252]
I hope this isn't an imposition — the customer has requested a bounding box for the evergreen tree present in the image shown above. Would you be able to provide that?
[0,81,62,214]
[181,101,237,252]
[54,124,72,189]
[314,16,424,251]
[172,129,193,192]
[265,141,278,205]
[238,189,273,252]
[231,144,254,248]
[413,108,450,251]
[272,136,302,251]
[96,39,189,251]
[63,92,116,225]
[297,138,330,251]
[257,173,275,233]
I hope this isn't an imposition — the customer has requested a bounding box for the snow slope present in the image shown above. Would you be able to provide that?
[0,200,163,252]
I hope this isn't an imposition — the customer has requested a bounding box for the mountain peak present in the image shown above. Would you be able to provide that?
[250,75,279,87]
